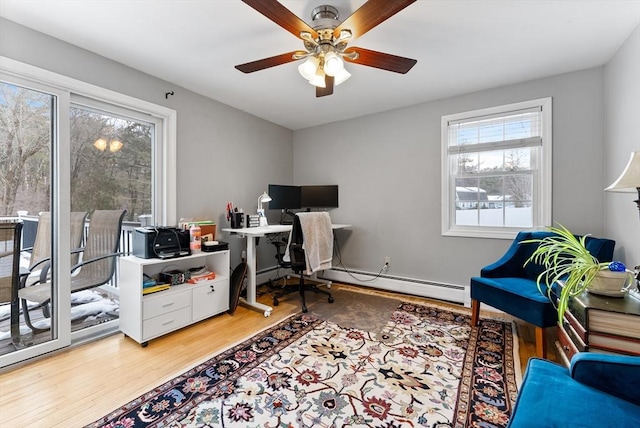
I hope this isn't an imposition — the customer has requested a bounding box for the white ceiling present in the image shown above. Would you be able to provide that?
[1,0,639,130]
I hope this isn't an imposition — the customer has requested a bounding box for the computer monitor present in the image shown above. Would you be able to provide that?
[268,184,302,210]
[300,185,339,209]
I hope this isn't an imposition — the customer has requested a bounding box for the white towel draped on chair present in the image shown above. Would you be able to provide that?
[295,212,333,275]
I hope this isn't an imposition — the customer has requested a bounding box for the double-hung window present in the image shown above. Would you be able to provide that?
[441,98,552,239]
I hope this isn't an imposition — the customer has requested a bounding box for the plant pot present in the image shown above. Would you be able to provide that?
[588,270,635,297]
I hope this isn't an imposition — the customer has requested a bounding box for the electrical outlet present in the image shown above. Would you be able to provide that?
[385,256,391,265]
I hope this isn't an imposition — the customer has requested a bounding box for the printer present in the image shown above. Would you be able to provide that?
[132,227,191,259]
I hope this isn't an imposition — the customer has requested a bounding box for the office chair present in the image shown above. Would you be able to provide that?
[272,213,334,313]
[269,237,292,287]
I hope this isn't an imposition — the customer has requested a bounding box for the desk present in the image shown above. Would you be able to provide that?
[222,223,350,317]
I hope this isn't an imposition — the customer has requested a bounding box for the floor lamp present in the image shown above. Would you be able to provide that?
[605,150,640,297]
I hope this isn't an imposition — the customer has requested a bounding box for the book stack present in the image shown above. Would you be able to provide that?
[142,275,171,295]
[187,271,216,284]
[143,283,171,295]
[178,219,216,242]
[563,291,640,356]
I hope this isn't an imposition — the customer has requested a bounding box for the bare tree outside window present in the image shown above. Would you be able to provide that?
[0,83,52,216]
[69,106,152,221]
[0,82,153,221]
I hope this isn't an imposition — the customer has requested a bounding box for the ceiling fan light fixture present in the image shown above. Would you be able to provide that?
[298,56,319,80]
[308,70,327,88]
[323,51,343,76]
[334,68,351,86]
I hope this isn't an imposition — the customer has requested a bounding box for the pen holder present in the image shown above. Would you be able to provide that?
[230,212,244,229]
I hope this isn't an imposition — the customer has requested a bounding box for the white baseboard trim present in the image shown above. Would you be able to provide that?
[257,266,471,308]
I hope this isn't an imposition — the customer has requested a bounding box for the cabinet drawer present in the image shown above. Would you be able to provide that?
[192,281,230,321]
[143,290,190,320]
[558,324,580,362]
[143,306,191,339]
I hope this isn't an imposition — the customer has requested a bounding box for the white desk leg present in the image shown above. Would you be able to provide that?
[239,235,273,317]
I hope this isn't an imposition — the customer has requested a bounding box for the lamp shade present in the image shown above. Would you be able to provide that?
[605,151,640,193]
[324,52,344,76]
[258,192,272,204]
[308,71,327,88]
[333,68,351,86]
[298,56,319,81]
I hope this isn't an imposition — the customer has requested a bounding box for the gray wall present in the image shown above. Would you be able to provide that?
[293,68,609,288]
[3,17,638,296]
[604,25,640,266]
[0,18,294,269]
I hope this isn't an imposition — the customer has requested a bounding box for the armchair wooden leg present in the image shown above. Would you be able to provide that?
[535,326,547,358]
[471,299,480,326]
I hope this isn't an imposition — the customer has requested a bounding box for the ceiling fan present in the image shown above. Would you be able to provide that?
[235,0,418,97]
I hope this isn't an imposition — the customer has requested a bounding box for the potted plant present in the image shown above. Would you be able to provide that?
[523,224,634,322]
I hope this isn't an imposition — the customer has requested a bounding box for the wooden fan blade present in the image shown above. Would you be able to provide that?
[333,0,417,40]
[344,47,417,74]
[235,51,300,73]
[316,75,334,97]
[242,0,317,39]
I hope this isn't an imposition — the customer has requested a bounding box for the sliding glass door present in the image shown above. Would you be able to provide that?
[0,78,73,366]
[67,100,155,337]
[1,57,175,368]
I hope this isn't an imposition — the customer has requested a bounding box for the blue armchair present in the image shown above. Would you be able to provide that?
[508,353,640,426]
[470,231,614,358]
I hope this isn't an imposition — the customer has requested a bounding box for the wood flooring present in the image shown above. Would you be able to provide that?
[0,283,557,427]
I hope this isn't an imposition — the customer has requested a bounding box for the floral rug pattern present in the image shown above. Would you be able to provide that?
[88,302,516,427]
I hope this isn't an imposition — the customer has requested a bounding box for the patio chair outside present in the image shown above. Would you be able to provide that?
[0,223,23,345]
[20,211,89,287]
[18,210,127,334]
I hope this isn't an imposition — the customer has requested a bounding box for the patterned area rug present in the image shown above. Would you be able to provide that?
[87,301,517,427]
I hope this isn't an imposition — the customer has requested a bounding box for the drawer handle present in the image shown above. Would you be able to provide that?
[209,285,215,294]
[162,302,175,308]
[162,319,175,326]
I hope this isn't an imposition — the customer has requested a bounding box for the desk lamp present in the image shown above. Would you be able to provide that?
[257,191,272,227]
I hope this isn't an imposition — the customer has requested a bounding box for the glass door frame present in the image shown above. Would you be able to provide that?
[0,56,177,368]
[0,75,73,367]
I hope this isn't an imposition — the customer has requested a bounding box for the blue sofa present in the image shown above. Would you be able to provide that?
[470,230,615,358]
[508,353,640,427]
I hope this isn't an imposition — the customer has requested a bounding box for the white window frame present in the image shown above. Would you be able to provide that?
[441,98,552,239]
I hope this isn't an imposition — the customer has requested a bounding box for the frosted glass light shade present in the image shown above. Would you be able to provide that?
[334,68,351,86]
[298,57,319,81]
[324,52,343,76]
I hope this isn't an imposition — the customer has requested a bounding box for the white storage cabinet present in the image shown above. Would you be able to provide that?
[119,251,230,346]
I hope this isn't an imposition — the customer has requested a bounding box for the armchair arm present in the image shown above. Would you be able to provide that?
[570,353,640,406]
[481,231,533,278]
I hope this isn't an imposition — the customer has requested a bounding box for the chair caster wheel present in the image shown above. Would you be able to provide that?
[328,296,334,303]
[273,298,279,306]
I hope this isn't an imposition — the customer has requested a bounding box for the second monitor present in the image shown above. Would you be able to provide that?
[268,184,338,211]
